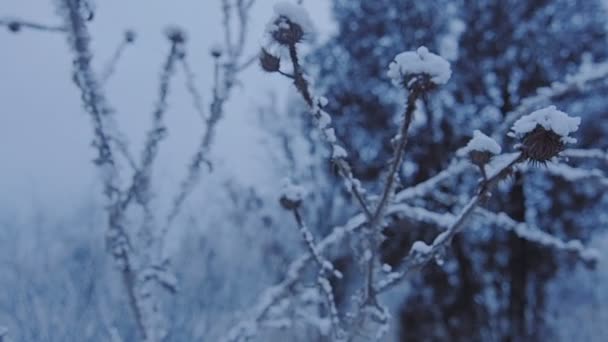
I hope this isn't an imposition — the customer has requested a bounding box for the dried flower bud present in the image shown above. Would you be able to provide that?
[520,126,565,163]
[7,21,21,33]
[124,29,136,43]
[280,179,304,210]
[387,47,452,91]
[210,44,223,58]
[164,26,186,44]
[280,195,301,210]
[271,16,304,45]
[510,106,580,164]
[259,48,281,72]
[469,150,494,167]
[458,130,501,168]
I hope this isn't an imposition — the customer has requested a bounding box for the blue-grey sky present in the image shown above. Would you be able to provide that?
[0,0,334,221]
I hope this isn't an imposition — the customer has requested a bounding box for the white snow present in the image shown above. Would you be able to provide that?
[266,2,315,38]
[332,145,348,159]
[387,46,452,87]
[458,130,502,156]
[411,240,432,254]
[511,106,581,144]
[281,178,305,202]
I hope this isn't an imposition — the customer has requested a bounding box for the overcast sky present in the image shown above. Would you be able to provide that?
[0,1,334,221]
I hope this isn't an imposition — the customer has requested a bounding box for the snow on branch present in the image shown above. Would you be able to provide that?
[479,209,599,265]
[499,61,608,138]
[375,152,526,293]
[280,179,344,339]
[163,0,258,241]
[362,46,452,306]
[544,162,608,187]
[387,46,452,88]
[561,148,608,164]
[260,2,374,221]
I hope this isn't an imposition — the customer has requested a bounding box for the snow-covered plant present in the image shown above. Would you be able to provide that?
[218,3,606,342]
[4,0,608,341]
[511,106,581,163]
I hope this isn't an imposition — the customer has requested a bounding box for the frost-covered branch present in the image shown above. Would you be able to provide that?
[544,162,608,187]
[378,106,583,293]
[479,209,599,265]
[220,158,469,341]
[499,61,608,138]
[164,0,258,234]
[261,3,374,220]
[561,148,608,164]
[376,152,525,293]
[363,47,452,305]
[55,0,151,339]
[280,180,344,339]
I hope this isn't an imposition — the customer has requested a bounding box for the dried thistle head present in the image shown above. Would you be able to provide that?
[124,29,136,43]
[458,130,501,168]
[387,47,452,92]
[279,195,301,210]
[259,48,281,73]
[469,150,494,167]
[164,26,186,44]
[520,125,565,163]
[510,106,580,164]
[266,2,314,46]
[271,16,304,45]
[279,179,304,210]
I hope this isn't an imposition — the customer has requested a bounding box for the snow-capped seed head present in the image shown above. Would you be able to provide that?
[259,48,281,72]
[511,106,581,163]
[458,130,502,167]
[210,43,223,58]
[279,179,305,210]
[266,2,314,46]
[124,29,136,43]
[387,46,451,91]
[164,26,186,44]
[7,21,21,33]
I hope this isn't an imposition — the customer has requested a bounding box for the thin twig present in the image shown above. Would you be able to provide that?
[0,17,66,33]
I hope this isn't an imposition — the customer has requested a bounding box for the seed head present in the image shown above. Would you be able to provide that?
[259,48,281,72]
[520,126,565,163]
[271,16,304,45]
